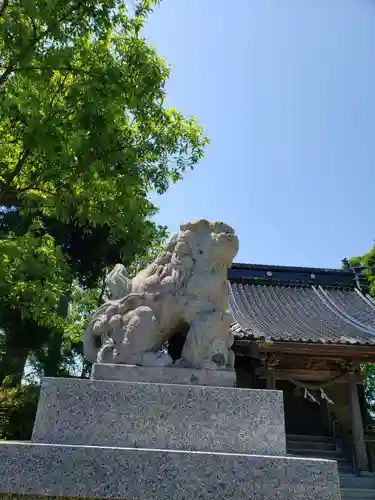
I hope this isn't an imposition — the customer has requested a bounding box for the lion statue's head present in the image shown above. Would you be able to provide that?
[154,219,238,271]
[126,219,238,303]
[106,219,239,299]
[178,219,238,266]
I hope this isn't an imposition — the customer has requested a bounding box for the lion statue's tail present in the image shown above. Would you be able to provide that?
[105,263,132,300]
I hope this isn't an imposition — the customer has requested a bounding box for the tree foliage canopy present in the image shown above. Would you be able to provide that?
[0,0,209,438]
[0,0,208,238]
[0,0,208,326]
[0,220,70,328]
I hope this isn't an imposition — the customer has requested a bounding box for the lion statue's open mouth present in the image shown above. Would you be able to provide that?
[84,219,239,370]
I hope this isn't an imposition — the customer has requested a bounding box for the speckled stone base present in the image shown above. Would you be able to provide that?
[0,442,341,500]
[91,363,236,387]
[32,377,286,456]
[0,369,342,499]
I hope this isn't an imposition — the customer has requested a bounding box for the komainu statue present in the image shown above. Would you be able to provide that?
[83,219,239,370]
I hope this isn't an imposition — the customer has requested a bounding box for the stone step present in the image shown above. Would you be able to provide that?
[287,434,353,475]
[287,447,353,475]
[287,447,351,462]
[341,488,375,499]
[287,449,348,460]
[340,474,375,490]
[31,377,286,456]
[340,473,375,499]
[287,434,337,444]
[339,464,355,474]
[0,441,342,500]
[287,440,338,452]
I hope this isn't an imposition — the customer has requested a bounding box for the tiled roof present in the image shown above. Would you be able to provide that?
[228,263,375,346]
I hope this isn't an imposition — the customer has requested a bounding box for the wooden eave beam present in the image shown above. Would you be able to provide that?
[234,339,375,361]
[256,367,364,384]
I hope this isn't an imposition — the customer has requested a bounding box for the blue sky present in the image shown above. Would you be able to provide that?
[144,0,375,268]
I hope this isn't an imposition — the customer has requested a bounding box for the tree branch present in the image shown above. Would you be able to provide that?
[0,67,12,87]
[7,148,30,184]
[28,12,37,39]
[0,189,11,206]
[98,273,107,306]
[0,0,9,17]
[0,1,85,89]
[15,186,57,196]
[49,71,70,109]
[0,66,102,76]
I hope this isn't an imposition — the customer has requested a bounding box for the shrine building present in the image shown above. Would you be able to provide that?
[228,262,375,476]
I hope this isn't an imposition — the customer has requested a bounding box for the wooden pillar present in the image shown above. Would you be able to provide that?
[349,370,368,471]
[266,365,276,389]
[265,356,278,390]
[321,398,333,437]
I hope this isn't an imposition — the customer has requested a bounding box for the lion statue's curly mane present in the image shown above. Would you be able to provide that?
[83,219,239,369]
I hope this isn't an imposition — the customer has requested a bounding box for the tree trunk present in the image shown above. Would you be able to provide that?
[40,295,70,377]
[41,332,65,377]
[0,331,29,387]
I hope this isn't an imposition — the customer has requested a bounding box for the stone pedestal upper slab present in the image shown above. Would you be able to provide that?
[32,377,286,456]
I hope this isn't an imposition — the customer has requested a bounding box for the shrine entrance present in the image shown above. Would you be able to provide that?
[277,380,332,437]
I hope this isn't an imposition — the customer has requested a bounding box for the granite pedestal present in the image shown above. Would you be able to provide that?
[91,362,236,386]
[31,376,285,455]
[0,364,342,499]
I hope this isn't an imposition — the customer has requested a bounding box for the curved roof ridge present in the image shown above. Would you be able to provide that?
[228,264,356,289]
[232,262,353,274]
[314,285,375,337]
[228,280,375,346]
[357,288,375,312]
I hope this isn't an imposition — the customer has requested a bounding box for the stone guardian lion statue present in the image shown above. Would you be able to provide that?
[83,219,239,370]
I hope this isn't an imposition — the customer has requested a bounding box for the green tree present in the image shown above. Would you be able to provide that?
[346,250,375,415]
[0,384,40,440]
[0,0,209,389]
[0,0,207,230]
[0,221,71,386]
